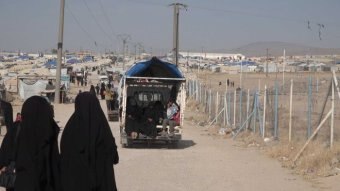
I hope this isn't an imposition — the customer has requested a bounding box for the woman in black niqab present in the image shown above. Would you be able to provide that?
[60,92,119,191]
[89,85,96,96]
[0,100,15,191]
[15,96,61,191]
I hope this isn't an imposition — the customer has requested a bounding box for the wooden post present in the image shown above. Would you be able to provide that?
[233,90,236,127]
[224,94,226,126]
[293,109,332,163]
[209,89,212,120]
[228,91,231,125]
[331,80,334,148]
[225,85,229,126]
[263,85,267,138]
[246,89,250,129]
[332,70,340,100]
[216,92,219,123]
[239,90,243,127]
[253,93,257,133]
[289,79,293,142]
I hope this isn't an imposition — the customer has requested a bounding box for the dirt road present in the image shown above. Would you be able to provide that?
[0,84,338,190]
[108,106,338,191]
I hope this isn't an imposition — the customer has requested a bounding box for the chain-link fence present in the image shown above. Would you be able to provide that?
[187,73,340,148]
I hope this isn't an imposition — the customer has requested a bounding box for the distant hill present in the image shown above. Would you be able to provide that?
[230,41,340,57]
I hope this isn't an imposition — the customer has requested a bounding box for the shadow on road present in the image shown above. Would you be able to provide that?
[123,139,196,150]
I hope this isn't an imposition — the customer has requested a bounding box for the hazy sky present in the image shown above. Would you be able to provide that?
[1,0,340,54]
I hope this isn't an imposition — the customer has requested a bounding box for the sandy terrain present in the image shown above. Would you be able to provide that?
[0,69,339,190]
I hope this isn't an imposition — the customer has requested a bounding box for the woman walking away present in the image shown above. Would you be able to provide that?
[0,100,15,191]
[60,92,119,191]
[89,85,96,96]
[11,96,60,191]
[100,82,106,100]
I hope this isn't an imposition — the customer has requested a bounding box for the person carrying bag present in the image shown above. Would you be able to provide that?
[0,123,21,189]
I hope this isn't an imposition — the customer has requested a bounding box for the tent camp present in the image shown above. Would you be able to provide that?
[44,59,57,68]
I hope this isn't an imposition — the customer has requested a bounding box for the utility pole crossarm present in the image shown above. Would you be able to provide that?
[117,34,131,71]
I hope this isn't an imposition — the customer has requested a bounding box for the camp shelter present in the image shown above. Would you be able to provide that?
[17,75,70,100]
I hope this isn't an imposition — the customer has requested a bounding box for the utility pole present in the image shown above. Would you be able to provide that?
[134,43,137,61]
[138,43,143,59]
[117,34,131,71]
[266,48,269,77]
[169,3,187,66]
[55,0,65,104]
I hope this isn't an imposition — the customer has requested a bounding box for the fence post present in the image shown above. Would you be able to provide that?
[307,76,312,138]
[274,81,279,139]
[263,85,267,138]
[239,89,243,127]
[198,82,200,102]
[224,85,228,126]
[257,92,263,136]
[195,80,198,101]
[234,90,237,127]
[205,89,208,112]
[331,80,334,148]
[289,79,293,142]
[293,110,332,163]
[224,94,226,126]
[199,82,202,103]
[246,89,250,129]
[216,91,219,123]
[228,91,231,125]
[253,92,257,133]
[209,89,212,120]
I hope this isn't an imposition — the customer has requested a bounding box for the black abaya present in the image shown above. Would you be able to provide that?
[60,92,119,191]
[14,96,61,191]
[0,100,14,166]
[89,85,96,96]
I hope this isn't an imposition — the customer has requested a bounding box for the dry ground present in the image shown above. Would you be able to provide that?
[187,69,340,180]
[0,70,339,190]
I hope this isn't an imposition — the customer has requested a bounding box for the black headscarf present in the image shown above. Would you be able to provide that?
[89,85,96,96]
[15,96,61,191]
[60,92,118,191]
[0,100,13,131]
[0,100,14,167]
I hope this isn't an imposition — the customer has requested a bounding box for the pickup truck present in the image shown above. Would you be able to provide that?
[119,57,186,147]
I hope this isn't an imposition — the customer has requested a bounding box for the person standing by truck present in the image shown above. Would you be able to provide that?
[125,97,141,139]
[104,88,113,111]
[161,99,179,137]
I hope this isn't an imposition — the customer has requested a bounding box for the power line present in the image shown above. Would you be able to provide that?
[65,3,111,48]
[98,0,117,36]
[125,0,340,29]
[125,0,166,7]
[82,0,115,43]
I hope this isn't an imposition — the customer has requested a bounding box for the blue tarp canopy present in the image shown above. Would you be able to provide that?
[82,56,94,62]
[125,57,184,78]
[67,58,80,64]
[44,59,57,68]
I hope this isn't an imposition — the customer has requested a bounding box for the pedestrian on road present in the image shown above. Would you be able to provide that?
[95,84,100,95]
[3,96,61,191]
[89,85,96,96]
[60,92,119,191]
